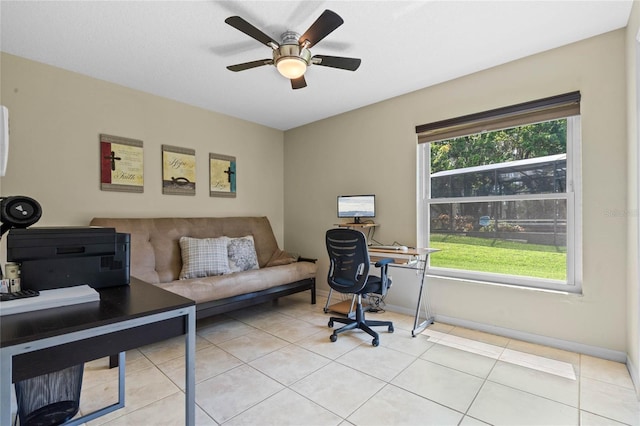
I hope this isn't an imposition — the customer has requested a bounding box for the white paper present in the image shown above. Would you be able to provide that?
[0,285,100,316]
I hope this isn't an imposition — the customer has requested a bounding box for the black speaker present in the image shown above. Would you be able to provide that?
[0,196,42,232]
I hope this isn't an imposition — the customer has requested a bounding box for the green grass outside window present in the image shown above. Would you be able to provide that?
[429,234,567,281]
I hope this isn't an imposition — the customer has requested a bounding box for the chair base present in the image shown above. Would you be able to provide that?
[328,297,393,347]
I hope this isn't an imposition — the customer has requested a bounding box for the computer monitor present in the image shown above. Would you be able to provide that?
[337,194,375,223]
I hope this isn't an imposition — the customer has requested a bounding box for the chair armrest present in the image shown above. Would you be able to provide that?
[374,258,394,268]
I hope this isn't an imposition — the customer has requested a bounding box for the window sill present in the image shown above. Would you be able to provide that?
[427,272,583,296]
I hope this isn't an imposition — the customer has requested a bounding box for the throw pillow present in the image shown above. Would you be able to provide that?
[265,249,297,267]
[227,235,260,273]
[179,236,230,279]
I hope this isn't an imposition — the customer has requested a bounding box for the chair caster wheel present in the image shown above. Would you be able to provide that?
[330,334,338,342]
[328,320,334,327]
[388,325,394,333]
[372,338,379,347]
[323,308,329,313]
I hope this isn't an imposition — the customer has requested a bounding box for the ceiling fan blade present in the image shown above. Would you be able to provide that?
[227,59,273,72]
[311,55,361,71]
[291,76,307,90]
[298,9,344,48]
[225,16,279,48]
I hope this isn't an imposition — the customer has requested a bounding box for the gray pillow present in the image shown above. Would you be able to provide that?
[227,235,259,273]
[179,236,230,279]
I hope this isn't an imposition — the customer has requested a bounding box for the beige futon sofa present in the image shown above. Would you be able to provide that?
[90,216,317,319]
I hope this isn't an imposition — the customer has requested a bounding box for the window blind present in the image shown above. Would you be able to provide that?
[416,91,581,144]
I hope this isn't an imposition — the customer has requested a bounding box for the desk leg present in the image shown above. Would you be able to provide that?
[185,306,196,426]
[0,351,127,426]
[0,349,12,426]
[323,288,334,313]
[118,352,126,407]
[66,352,126,426]
[412,255,434,337]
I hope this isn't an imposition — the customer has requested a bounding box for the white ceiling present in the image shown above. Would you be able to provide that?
[0,1,634,130]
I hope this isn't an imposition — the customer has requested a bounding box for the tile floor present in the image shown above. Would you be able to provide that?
[13,293,640,425]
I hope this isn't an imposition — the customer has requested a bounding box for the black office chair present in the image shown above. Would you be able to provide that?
[325,228,394,346]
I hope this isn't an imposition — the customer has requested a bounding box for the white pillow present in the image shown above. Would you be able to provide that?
[179,236,230,279]
[227,235,259,273]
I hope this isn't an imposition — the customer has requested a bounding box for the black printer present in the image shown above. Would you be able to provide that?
[7,227,130,291]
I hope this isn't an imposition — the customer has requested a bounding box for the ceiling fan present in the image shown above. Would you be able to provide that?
[225,9,361,90]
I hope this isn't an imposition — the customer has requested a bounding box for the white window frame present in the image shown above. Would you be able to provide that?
[417,116,582,293]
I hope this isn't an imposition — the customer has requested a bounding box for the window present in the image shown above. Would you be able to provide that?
[417,93,582,292]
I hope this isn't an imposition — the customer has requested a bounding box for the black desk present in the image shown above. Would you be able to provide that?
[1,278,196,425]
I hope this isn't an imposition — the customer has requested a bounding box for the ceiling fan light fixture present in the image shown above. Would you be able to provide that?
[276,56,307,79]
[274,40,311,80]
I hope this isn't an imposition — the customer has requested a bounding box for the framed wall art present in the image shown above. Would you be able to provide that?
[162,145,196,196]
[100,134,144,193]
[209,153,236,198]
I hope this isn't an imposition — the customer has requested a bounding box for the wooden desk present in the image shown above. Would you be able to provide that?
[368,246,431,263]
[325,247,439,336]
[334,223,378,229]
[0,278,196,425]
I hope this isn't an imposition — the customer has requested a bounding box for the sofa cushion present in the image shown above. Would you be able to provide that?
[155,261,317,304]
[179,236,230,279]
[227,235,259,273]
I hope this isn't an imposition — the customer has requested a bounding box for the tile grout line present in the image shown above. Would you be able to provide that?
[578,352,582,421]
[456,335,509,424]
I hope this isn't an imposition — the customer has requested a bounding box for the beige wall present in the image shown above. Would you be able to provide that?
[0,54,286,246]
[626,0,640,392]
[284,29,629,353]
[0,24,633,357]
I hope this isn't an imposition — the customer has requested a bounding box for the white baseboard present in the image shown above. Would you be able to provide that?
[433,314,627,363]
[317,289,627,363]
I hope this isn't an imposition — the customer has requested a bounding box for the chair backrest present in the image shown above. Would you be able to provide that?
[326,228,370,294]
